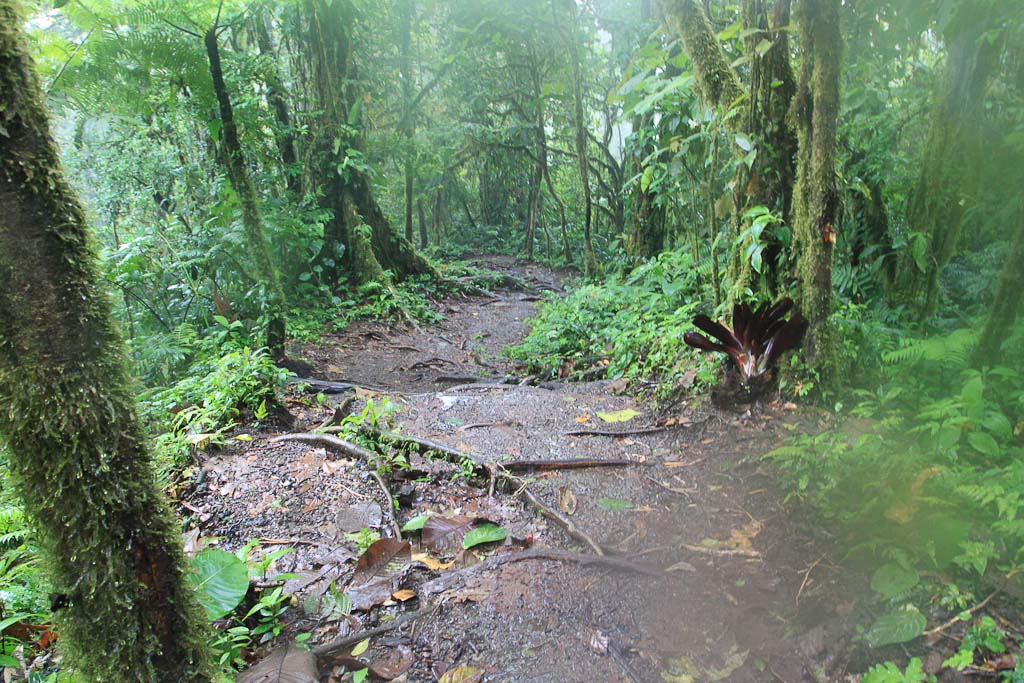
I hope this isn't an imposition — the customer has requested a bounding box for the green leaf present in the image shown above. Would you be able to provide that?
[640,165,654,192]
[754,38,774,56]
[967,431,1001,457]
[462,523,507,549]
[402,514,429,532]
[0,655,18,667]
[866,609,926,648]
[734,133,753,152]
[870,563,919,600]
[598,497,633,512]
[188,548,250,620]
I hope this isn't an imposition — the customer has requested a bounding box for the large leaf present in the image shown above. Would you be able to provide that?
[237,644,318,683]
[347,539,412,611]
[187,548,249,620]
[866,609,926,648]
[351,539,411,585]
[462,523,507,549]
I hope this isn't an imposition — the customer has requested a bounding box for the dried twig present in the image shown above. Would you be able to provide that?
[679,543,761,559]
[515,483,605,556]
[795,553,828,606]
[923,590,1000,638]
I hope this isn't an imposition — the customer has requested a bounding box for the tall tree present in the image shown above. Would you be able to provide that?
[0,2,212,680]
[303,0,433,285]
[560,0,599,274]
[205,20,287,354]
[899,0,1005,318]
[788,0,842,375]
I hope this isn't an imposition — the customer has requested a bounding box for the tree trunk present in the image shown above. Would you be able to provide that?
[564,0,598,274]
[975,205,1024,367]
[788,0,841,377]
[399,0,416,243]
[417,197,429,249]
[901,0,1003,318]
[0,6,212,681]
[205,26,286,354]
[252,12,301,196]
[659,0,743,108]
[304,0,433,285]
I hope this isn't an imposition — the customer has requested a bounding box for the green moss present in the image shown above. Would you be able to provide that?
[0,2,213,680]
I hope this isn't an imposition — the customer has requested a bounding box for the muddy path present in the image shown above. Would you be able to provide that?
[184,256,856,683]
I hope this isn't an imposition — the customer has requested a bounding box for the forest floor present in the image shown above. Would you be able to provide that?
[182,256,876,683]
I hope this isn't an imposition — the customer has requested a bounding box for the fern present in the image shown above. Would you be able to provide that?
[882,328,977,368]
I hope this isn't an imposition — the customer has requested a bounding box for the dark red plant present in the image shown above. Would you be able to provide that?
[684,298,809,383]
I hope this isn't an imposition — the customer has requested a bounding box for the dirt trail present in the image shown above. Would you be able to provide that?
[186,257,854,683]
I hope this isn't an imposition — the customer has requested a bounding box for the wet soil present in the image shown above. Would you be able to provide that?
[183,256,861,682]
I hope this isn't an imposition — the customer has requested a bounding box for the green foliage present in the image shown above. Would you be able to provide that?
[862,658,931,683]
[141,346,291,473]
[943,616,1007,670]
[508,250,707,392]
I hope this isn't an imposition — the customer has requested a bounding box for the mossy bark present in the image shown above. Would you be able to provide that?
[788,0,842,379]
[304,0,433,286]
[899,0,1002,318]
[205,26,287,354]
[0,4,213,681]
[975,206,1024,367]
[660,0,743,108]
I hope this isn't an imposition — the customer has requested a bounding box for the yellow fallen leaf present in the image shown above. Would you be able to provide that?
[351,638,370,656]
[438,666,483,683]
[392,589,416,601]
[575,413,592,423]
[234,434,253,441]
[597,408,640,423]
[412,552,455,571]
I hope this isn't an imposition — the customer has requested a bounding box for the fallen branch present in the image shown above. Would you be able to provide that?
[516,484,605,556]
[564,425,674,437]
[312,606,431,658]
[365,428,641,475]
[270,433,381,467]
[289,378,389,394]
[679,543,761,559]
[923,590,999,638]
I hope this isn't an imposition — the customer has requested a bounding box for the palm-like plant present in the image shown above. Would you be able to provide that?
[684,298,808,383]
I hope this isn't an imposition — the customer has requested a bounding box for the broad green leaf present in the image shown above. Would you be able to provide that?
[596,408,640,423]
[967,431,1001,458]
[870,563,919,600]
[402,514,429,532]
[640,165,654,192]
[865,609,926,648]
[188,548,249,620]
[462,523,507,549]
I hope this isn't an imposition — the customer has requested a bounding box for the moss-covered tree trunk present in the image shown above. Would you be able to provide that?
[303,0,432,285]
[899,0,1003,319]
[0,5,212,681]
[205,26,287,354]
[788,0,841,378]
[975,205,1024,367]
